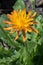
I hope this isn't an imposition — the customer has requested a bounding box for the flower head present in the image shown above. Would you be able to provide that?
[3,9,38,42]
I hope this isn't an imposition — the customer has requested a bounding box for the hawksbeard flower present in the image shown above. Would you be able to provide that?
[3,9,38,42]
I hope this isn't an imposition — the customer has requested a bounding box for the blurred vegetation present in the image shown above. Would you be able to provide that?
[0,0,43,65]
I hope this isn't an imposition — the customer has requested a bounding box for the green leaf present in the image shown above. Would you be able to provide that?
[13,0,25,10]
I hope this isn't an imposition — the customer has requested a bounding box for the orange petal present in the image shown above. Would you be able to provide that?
[14,31,19,40]
[12,10,17,17]
[27,11,32,18]
[27,29,32,32]
[4,27,12,30]
[7,14,12,19]
[30,27,38,33]
[10,29,16,33]
[28,18,34,22]
[32,22,38,24]
[3,20,12,24]
[21,9,26,18]
[32,12,37,17]
[22,31,26,42]
[28,22,38,25]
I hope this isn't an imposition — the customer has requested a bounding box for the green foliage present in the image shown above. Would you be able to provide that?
[13,0,25,10]
[0,0,43,65]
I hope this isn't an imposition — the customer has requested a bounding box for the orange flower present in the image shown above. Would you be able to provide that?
[3,9,38,42]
